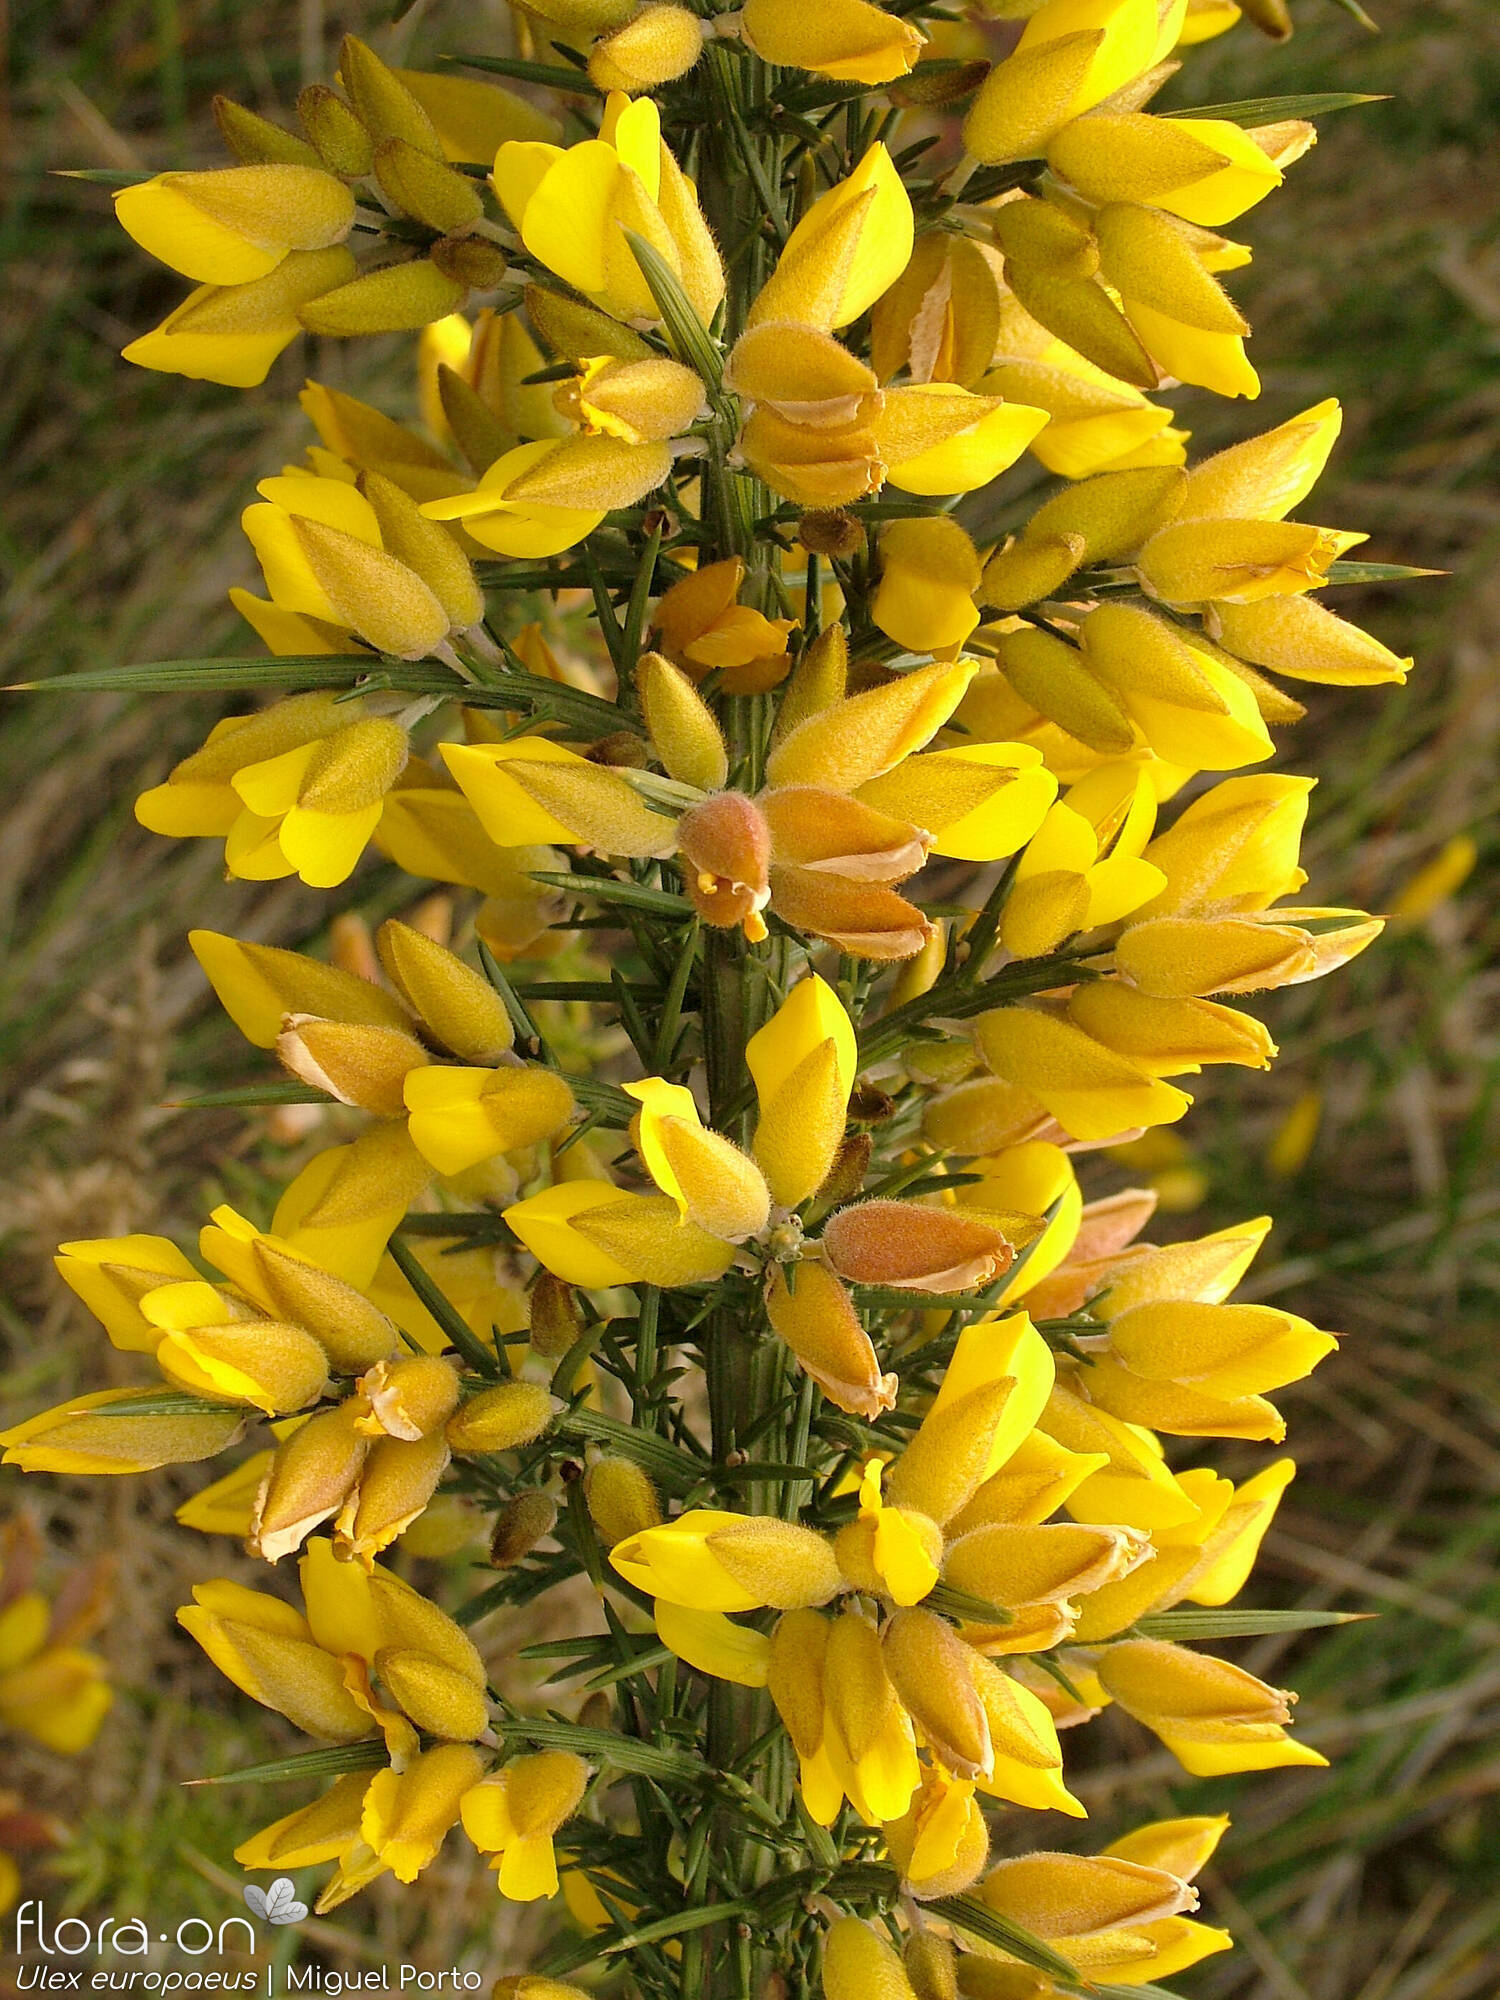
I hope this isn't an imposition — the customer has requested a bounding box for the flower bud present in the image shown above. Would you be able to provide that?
[357,1356,462,1441]
[526,1274,582,1363]
[677,791,772,938]
[250,1404,369,1563]
[375,1645,488,1740]
[768,659,976,793]
[589,7,705,94]
[376,921,515,1064]
[278,1016,430,1118]
[491,1491,559,1567]
[214,96,321,169]
[297,84,375,177]
[446,1382,557,1455]
[821,1917,919,2000]
[766,1263,896,1418]
[525,285,654,365]
[796,511,865,560]
[979,534,1088,615]
[883,1611,991,1778]
[339,35,442,155]
[822,1200,1017,1293]
[431,236,510,291]
[298,260,468,338]
[585,1457,662,1548]
[904,1933,958,2000]
[638,653,728,792]
[374,139,483,236]
[241,1236,400,1373]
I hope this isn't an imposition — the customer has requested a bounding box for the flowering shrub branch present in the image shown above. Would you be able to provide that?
[5,2,1418,1994]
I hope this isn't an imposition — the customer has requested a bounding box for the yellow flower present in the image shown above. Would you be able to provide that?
[747,144,913,331]
[423,434,674,554]
[740,0,925,84]
[113,164,354,286]
[122,246,356,387]
[979,1844,1202,1977]
[964,0,1186,165]
[610,1508,841,1611]
[1050,113,1293,229]
[1097,1638,1328,1775]
[181,1537,488,1753]
[1,1390,245,1477]
[461,1751,590,1901]
[494,94,722,328]
[0,1526,113,1755]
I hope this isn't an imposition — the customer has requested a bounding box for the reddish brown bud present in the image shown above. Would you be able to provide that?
[676,792,772,938]
[821,1200,1019,1293]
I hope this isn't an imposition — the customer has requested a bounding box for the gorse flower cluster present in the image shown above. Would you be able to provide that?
[5,1,1415,1992]
[0,1517,113,1917]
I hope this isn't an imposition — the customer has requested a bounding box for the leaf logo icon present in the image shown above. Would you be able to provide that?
[243,1878,308,1926]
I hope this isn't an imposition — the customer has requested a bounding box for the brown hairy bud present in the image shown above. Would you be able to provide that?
[489,1490,559,1567]
[821,1200,1020,1293]
[888,59,991,109]
[528,1274,584,1362]
[676,792,772,937]
[796,510,866,558]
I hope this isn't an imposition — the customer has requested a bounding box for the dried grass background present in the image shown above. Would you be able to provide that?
[1,1,1497,1993]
